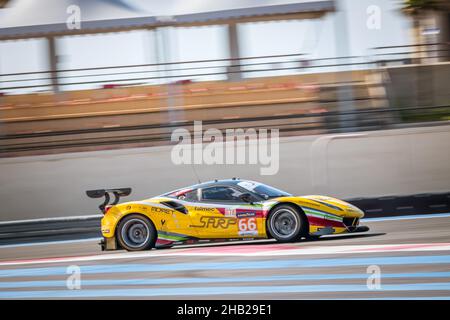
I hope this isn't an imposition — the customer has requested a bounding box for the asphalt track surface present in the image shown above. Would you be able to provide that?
[0,214,450,299]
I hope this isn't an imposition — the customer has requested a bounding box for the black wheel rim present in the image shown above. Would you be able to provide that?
[121,218,150,248]
[270,208,299,239]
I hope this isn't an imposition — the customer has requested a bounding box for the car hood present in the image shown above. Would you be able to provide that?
[272,195,364,217]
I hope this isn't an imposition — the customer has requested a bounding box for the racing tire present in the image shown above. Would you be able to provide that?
[267,204,307,242]
[116,214,156,251]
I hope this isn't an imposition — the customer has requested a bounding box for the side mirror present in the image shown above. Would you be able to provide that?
[240,193,254,203]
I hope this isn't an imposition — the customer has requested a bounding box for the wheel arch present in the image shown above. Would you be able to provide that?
[266,201,310,237]
[114,212,158,249]
[115,212,157,234]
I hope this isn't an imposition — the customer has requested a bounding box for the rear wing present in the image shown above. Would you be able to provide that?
[86,188,132,214]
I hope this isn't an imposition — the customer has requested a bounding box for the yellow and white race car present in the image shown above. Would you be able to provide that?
[87,179,369,251]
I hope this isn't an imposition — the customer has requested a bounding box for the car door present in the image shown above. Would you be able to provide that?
[189,186,263,239]
[156,199,198,240]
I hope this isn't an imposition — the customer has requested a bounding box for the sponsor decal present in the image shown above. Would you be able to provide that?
[190,216,237,229]
[236,211,257,218]
[224,208,236,217]
[238,217,258,236]
[194,207,215,212]
[151,207,174,214]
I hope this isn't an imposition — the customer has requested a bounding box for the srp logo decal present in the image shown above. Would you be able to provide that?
[190,216,237,229]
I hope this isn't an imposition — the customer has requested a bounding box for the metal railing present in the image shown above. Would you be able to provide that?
[372,42,450,66]
[1,43,448,93]
[0,53,373,93]
[2,45,449,95]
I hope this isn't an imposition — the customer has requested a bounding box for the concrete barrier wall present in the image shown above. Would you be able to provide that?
[0,124,449,221]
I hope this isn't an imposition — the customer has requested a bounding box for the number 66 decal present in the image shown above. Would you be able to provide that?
[238,217,258,235]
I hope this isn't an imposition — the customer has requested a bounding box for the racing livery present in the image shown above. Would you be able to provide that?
[87,179,369,251]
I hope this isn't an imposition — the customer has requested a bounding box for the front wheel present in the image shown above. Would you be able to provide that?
[117,214,156,251]
[267,204,307,242]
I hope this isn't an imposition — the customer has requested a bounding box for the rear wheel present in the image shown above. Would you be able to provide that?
[267,204,307,242]
[117,214,156,251]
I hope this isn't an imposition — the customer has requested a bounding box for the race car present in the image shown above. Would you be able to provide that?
[87,178,369,251]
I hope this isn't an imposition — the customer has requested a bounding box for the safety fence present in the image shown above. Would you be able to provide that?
[0,53,369,93]
[1,43,449,93]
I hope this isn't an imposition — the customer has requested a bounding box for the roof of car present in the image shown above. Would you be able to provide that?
[161,178,260,197]
[190,178,245,189]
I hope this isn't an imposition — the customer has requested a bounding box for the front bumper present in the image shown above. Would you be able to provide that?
[342,217,367,232]
[350,225,370,233]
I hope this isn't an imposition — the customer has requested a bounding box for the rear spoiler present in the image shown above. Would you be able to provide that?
[86,188,132,214]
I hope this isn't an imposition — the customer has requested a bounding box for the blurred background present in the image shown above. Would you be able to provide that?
[1,1,450,301]
[0,0,449,152]
[0,0,449,220]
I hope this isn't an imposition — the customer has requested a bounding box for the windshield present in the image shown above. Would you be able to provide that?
[237,181,291,199]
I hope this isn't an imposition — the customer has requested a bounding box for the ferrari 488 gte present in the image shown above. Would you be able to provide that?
[87,178,368,251]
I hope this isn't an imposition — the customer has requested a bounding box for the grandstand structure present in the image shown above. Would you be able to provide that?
[0,0,448,156]
[0,0,337,91]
